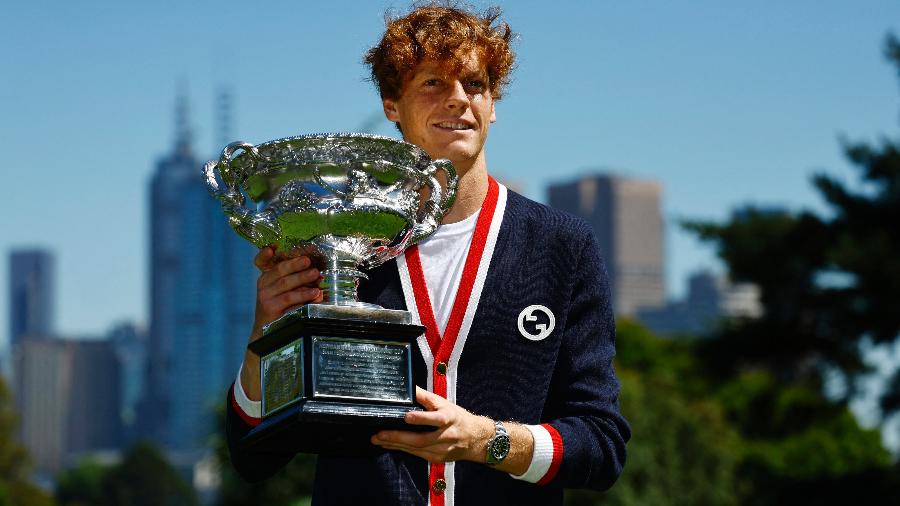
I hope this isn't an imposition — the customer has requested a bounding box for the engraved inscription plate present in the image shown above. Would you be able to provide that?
[261,340,304,417]
[312,337,412,403]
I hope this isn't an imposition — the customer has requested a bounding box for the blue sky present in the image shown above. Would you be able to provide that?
[2,0,899,342]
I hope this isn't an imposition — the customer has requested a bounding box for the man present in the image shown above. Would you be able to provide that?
[226,4,629,505]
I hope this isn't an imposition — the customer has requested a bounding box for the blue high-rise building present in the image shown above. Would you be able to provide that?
[8,249,55,348]
[143,90,256,450]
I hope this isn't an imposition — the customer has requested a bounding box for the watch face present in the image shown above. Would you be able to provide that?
[491,435,511,461]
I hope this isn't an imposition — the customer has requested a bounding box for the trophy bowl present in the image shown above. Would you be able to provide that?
[204,132,458,308]
[204,133,458,454]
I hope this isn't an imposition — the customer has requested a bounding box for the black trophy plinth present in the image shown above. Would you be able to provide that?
[239,304,431,456]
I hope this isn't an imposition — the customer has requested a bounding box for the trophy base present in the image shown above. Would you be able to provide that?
[240,304,431,456]
[240,399,425,455]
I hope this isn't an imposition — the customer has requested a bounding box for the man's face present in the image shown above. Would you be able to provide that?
[382,53,496,170]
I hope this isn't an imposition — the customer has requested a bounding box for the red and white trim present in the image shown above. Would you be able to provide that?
[537,423,564,485]
[510,423,564,484]
[231,365,262,426]
[397,177,507,506]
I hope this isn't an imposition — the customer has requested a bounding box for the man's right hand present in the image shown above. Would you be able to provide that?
[240,246,323,401]
[250,246,323,341]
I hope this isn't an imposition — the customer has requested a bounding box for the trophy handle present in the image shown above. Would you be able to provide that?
[410,159,459,243]
[203,142,281,248]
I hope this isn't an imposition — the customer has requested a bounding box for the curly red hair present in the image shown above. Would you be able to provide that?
[364,2,516,100]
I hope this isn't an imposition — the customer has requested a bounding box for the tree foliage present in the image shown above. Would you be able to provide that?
[684,34,900,416]
[56,442,198,506]
[568,320,741,506]
[100,442,198,506]
[0,378,53,506]
[56,458,108,506]
[675,33,900,504]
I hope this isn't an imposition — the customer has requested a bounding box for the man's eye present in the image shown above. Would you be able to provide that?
[423,78,440,87]
[466,80,486,91]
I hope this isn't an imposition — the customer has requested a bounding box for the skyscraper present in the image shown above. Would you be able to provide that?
[548,174,665,316]
[8,249,55,348]
[143,90,256,451]
[14,337,121,474]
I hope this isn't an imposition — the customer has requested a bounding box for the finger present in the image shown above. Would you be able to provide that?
[373,429,438,448]
[263,287,322,317]
[274,256,313,278]
[405,409,450,427]
[279,287,322,308]
[254,246,276,272]
[260,268,321,297]
[415,386,446,411]
[257,257,313,290]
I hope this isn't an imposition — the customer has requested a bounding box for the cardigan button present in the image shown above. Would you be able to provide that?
[432,478,446,494]
[436,362,448,375]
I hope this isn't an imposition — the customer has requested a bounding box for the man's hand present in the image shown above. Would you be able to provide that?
[371,387,493,464]
[250,246,323,341]
[372,388,535,475]
[240,246,323,402]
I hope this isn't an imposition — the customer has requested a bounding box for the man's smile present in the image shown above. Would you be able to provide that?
[433,120,474,131]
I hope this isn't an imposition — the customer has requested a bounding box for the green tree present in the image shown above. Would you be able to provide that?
[685,34,900,414]
[56,458,109,506]
[680,34,900,504]
[567,320,741,506]
[99,442,198,506]
[715,370,896,505]
[0,378,53,506]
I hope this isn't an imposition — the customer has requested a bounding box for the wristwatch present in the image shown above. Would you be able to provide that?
[485,421,510,465]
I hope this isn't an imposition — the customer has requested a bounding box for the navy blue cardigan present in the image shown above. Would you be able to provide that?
[226,187,630,505]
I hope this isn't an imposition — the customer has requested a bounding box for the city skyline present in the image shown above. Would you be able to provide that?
[2,1,900,341]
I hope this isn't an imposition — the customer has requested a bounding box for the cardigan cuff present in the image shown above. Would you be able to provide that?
[231,364,262,426]
[510,424,555,483]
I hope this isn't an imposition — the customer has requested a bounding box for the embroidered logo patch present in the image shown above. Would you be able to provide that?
[517,305,556,341]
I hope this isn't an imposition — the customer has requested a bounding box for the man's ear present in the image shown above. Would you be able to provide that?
[383,98,401,123]
[490,100,496,123]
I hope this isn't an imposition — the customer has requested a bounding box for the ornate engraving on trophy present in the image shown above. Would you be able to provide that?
[311,337,412,402]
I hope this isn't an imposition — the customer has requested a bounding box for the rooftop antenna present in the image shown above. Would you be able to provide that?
[174,79,193,156]
[216,86,234,150]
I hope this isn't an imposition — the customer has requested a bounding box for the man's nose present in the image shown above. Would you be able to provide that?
[444,80,469,110]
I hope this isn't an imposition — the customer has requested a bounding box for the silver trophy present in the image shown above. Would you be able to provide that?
[204,133,458,453]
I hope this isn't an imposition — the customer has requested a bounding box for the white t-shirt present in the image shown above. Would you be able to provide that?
[416,209,480,333]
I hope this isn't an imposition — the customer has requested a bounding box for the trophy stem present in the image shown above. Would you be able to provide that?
[320,254,369,306]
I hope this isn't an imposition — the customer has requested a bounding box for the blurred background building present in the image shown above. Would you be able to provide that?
[8,249,54,349]
[109,321,147,446]
[547,174,763,336]
[637,270,763,336]
[548,173,666,316]
[141,90,256,453]
[13,337,121,475]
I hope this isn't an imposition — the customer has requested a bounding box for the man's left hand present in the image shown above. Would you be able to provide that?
[371,387,493,464]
